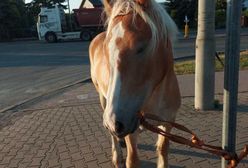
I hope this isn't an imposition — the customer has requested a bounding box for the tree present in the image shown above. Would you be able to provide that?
[216,0,227,11]
[26,0,66,7]
[0,0,28,40]
[167,0,198,28]
[215,0,227,28]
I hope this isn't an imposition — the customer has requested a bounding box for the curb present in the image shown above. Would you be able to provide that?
[0,77,92,114]
[178,33,248,40]
[174,49,248,61]
[12,37,38,42]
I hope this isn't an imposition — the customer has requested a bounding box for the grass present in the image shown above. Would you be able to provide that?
[174,50,248,75]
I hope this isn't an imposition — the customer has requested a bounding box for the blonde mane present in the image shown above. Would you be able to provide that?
[105,0,178,52]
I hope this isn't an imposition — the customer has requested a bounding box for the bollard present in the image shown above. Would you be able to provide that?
[184,23,189,38]
[184,15,190,39]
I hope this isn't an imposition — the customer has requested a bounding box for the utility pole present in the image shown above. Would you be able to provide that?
[195,0,216,110]
[221,0,242,167]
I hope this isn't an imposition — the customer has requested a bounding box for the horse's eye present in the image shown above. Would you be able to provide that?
[137,47,144,54]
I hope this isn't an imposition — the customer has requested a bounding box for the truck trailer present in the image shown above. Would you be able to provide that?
[37,0,104,42]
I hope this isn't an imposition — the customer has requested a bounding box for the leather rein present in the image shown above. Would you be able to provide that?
[138,113,248,168]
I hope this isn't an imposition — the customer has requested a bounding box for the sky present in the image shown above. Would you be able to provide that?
[25,0,167,11]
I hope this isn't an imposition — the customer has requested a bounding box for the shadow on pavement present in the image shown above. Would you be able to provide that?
[138,143,219,160]
[238,105,248,113]
[140,160,157,168]
[170,148,219,160]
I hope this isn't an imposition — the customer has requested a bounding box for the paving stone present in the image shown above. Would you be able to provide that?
[60,159,73,168]
[92,147,104,155]
[14,151,25,160]
[1,145,11,153]
[86,161,99,168]
[29,157,43,167]
[84,153,97,163]
[48,158,60,167]
[17,162,29,168]
[36,150,47,158]
[80,146,92,155]
[99,162,113,168]
[95,154,110,164]
[7,148,19,156]
[57,146,68,154]
[0,165,7,168]
[59,151,70,160]
[66,140,77,149]
[0,156,14,165]
[71,152,83,161]
[73,159,86,168]
[8,158,21,168]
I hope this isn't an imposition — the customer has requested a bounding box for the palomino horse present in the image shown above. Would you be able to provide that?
[89,0,181,167]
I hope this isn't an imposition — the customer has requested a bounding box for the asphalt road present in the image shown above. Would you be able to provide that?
[0,40,90,111]
[0,35,247,111]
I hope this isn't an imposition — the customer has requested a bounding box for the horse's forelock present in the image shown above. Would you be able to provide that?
[105,0,178,54]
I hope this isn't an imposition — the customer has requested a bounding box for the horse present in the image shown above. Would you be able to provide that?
[89,0,181,167]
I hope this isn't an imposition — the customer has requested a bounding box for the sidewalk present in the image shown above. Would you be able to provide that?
[0,72,247,168]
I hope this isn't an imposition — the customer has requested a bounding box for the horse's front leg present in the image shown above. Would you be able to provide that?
[156,125,172,168]
[111,135,125,168]
[125,131,139,168]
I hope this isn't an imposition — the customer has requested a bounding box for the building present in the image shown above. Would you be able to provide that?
[80,0,102,9]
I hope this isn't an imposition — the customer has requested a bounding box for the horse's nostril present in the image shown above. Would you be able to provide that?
[115,121,124,134]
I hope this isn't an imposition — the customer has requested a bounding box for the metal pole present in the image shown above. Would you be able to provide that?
[67,0,73,31]
[195,0,216,110]
[221,0,242,167]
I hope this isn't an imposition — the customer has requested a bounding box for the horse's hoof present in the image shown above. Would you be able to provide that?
[119,139,126,148]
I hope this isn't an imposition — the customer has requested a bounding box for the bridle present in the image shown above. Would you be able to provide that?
[138,112,248,168]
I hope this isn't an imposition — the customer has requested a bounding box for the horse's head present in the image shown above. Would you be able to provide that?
[102,0,178,138]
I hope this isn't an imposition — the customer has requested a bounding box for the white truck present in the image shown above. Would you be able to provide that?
[37,2,103,43]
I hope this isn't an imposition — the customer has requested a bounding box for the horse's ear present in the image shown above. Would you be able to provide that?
[103,0,113,16]
[136,0,149,8]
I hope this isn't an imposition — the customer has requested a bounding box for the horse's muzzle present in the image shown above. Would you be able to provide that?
[104,118,140,138]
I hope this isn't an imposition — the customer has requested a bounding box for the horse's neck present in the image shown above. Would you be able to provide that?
[90,32,110,97]
[141,69,181,122]
[141,42,180,122]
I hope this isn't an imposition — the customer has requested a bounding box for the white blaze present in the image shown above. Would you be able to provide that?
[105,21,125,124]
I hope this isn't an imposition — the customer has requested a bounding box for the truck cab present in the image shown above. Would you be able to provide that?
[37,2,103,43]
[37,5,68,42]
